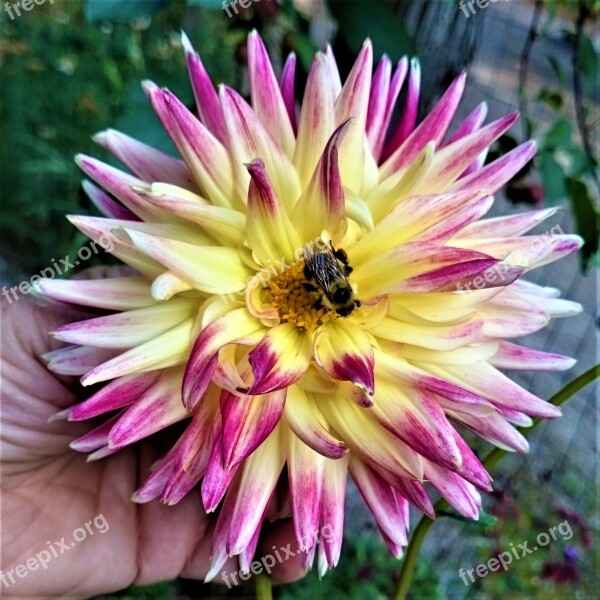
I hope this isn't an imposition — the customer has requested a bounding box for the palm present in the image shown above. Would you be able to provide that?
[1,293,304,597]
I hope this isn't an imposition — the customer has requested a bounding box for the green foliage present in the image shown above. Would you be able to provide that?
[521,17,600,270]
[0,0,236,279]
[538,152,567,203]
[84,0,171,22]
[187,0,226,7]
[327,0,417,62]
[568,177,599,265]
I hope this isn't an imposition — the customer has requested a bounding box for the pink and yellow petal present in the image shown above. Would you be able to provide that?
[288,434,327,552]
[144,83,236,208]
[292,123,347,242]
[245,323,312,395]
[247,31,295,158]
[225,426,286,555]
[381,71,466,178]
[382,57,421,162]
[181,31,228,145]
[52,298,196,349]
[317,454,348,573]
[36,276,155,311]
[280,52,298,133]
[80,318,194,386]
[82,180,139,221]
[220,86,301,209]
[220,388,286,469]
[124,228,253,294]
[283,386,347,459]
[313,319,374,394]
[183,308,265,409]
[370,380,462,470]
[92,128,193,189]
[293,53,336,188]
[245,159,302,265]
[334,40,373,192]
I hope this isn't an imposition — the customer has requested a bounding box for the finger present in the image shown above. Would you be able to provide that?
[134,445,239,586]
[262,518,310,583]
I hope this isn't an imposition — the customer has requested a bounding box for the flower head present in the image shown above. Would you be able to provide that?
[41,32,582,577]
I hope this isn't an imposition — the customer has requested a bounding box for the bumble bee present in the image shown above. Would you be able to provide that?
[303,242,361,317]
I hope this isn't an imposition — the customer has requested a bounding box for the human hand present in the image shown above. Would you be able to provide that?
[0,269,306,598]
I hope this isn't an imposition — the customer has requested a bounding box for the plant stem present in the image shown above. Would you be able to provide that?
[393,514,435,600]
[572,0,600,195]
[518,0,544,138]
[256,573,273,600]
[393,363,599,600]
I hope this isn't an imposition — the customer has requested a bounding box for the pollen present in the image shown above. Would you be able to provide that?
[265,260,338,332]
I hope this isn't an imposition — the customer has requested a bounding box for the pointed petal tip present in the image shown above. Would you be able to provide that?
[141,79,159,97]
[91,130,108,145]
[80,372,96,387]
[48,408,71,422]
[180,30,193,54]
[73,153,88,168]
[244,158,266,174]
[69,439,85,452]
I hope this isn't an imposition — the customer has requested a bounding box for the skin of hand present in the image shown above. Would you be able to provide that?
[0,268,307,598]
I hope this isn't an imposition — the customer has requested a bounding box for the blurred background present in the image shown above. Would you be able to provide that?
[0,0,598,598]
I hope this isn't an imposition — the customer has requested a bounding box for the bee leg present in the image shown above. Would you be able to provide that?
[343,265,353,276]
[302,282,318,292]
[313,297,323,310]
[333,248,349,265]
[355,300,361,308]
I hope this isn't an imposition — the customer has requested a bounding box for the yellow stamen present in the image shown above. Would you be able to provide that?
[265,261,338,333]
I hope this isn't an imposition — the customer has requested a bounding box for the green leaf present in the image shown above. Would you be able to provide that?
[286,32,319,73]
[576,32,599,93]
[567,177,600,269]
[84,0,169,22]
[328,0,417,61]
[545,54,565,87]
[542,117,572,150]
[538,152,567,203]
[187,0,227,7]
[588,250,600,268]
[564,145,596,177]
[536,88,564,111]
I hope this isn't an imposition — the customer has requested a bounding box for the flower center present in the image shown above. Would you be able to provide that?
[265,260,339,332]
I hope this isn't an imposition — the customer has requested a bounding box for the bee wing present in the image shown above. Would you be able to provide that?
[309,252,345,291]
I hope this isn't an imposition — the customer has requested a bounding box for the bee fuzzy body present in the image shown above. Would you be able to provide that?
[303,243,360,317]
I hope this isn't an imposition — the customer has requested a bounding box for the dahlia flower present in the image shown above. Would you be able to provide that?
[40,32,582,578]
